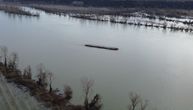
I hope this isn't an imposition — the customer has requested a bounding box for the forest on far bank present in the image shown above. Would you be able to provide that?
[3,0,193,9]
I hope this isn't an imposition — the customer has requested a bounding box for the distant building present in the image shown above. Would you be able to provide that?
[72,1,84,6]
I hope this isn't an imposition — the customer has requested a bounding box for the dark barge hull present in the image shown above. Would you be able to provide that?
[85,44,119,51]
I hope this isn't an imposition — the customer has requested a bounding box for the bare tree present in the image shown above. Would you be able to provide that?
[23,65,32,79]
[140,100,148,110]
[81,78,102,110]
[163,21,167,29]
[128,92,141,110]
[81,78,94,110]
[36,64,48,88]
[8,52,19,69]
[0,54,2,64]
[47,71,53,93]
[64,85,73,101]
[1,46,8,67]
[89,94,102,110]
[37,63,45,75]
[128,92,148,110]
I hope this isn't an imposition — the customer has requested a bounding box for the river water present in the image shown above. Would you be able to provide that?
[1,8,193,110]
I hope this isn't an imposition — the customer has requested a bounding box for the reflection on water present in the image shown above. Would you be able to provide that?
[1,12,40,22]
[1,9,193,110]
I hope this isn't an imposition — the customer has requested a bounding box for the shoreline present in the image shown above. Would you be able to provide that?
[0,4,39,17]
[0,63,76,110]
[1,3,193,33]
[0,75,48,110]
[30,4,193,33]
[0,48,101,110]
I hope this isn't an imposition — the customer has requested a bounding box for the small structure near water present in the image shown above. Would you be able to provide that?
[85,44,119,51]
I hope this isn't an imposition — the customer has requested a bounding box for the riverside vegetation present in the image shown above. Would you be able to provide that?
[0,3,153,109]
[0,46,102,110]
[0,4,39,17]
[0,46,149,110]
[1,3,193,33]
[31,4,193,33]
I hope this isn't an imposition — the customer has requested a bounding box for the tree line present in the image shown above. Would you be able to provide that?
[4,0,193,9]
[0,46,150,110]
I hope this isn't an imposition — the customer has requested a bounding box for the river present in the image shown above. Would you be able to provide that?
[1,8,193,110]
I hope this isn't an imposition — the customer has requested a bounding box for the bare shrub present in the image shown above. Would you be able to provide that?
[64,85,73,101]
[140,100,148,110]
[81,78,102,110]
[128,92,148,110]
[89,94,102,110]
[128,92,141,110]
